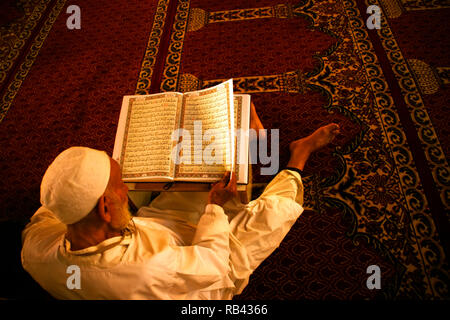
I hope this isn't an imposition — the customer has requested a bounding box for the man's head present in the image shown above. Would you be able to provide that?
[97,157,131,231]
[41,147,130,231]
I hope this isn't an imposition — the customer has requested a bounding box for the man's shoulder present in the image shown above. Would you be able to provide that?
[23,207,65,240]
[21,206,66,261]
[25,206,63,228]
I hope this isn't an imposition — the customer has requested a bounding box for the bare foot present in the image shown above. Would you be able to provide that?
[290,123,340,154]
[250,102,266,140]
[287,123,340,170]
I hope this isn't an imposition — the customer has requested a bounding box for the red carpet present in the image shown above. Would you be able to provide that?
[0,0,449,299]
[0,0,159,220]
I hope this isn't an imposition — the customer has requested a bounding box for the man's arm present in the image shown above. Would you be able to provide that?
[163,172,238,294]
[22,207,64,244]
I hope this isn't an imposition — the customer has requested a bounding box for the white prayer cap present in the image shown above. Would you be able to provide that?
[40,146,111,225]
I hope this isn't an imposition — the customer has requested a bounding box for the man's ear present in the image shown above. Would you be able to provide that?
[97,195,112,223]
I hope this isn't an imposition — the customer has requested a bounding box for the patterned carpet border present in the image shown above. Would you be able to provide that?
[156,0,449,298]
[341,0,448,299]
[160,0,190,92]
[135,0,171,95]
[0,0,67,124]
[368,0,450,218]
[0,0,52,87]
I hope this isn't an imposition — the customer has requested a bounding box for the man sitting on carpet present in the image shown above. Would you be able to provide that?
[21,106,339,299]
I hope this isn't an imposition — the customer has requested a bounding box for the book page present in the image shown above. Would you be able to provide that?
[175,80,234,181]
[118,93,183,181]
[234,94,251,184]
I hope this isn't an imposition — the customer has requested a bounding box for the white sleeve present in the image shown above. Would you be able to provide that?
[227,169,304,293]
[22,206,64,244]
[164,204,234,294]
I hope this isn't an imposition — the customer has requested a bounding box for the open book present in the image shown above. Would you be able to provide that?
[113,79,250,183]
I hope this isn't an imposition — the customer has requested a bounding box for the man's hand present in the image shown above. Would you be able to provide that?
[208,171,237,207]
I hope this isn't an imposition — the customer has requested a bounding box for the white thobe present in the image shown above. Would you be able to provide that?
[21,169,304,299]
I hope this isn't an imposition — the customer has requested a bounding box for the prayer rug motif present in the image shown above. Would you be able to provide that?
[177,70,306,94]
[367,0,450,218]
[379,0,450,18]
[160,1,342,93]
[186,4,294,32]
[407,59,443,95]
[135,0,171,95]
[0,0,162,223]
[0,0,67,123]
[0,0,51,86]
[303,0,449,299]
[154,0,449,299]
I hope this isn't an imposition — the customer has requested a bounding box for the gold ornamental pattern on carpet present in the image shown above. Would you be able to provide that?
[134,0,450,299]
